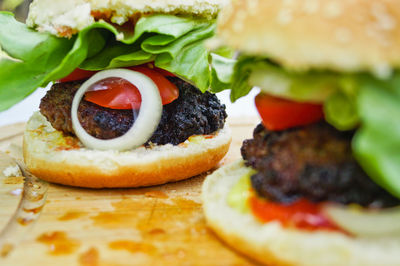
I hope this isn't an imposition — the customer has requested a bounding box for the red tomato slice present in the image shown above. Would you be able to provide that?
[85,78,142,109]
[127,66,179,105]
[255,93,324,131]
[59,68,96,83]
[249,196,344,232]
[84,67,179,110]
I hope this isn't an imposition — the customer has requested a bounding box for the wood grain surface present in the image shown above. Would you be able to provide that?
[0,117,260,266]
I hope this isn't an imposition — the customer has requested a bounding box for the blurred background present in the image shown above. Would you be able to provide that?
[0,0,258,127]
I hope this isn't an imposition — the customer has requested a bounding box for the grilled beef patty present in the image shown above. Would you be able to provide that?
[40,77,227,145]
[241,123,399,208]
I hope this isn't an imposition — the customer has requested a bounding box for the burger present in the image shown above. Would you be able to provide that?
[0,0,232,188]
[202,0,400,265]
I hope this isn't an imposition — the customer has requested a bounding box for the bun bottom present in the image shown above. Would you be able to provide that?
[23,112,231,188]
[202,160,400,266]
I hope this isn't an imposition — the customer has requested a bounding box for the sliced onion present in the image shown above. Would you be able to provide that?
[323,204,400,237]
[71,69,162,151]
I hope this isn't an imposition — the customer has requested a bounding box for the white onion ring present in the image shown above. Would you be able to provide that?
[323,204,400,237]
[71,69,162,151]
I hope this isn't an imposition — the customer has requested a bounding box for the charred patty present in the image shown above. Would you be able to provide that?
[40,77,227,145]
[241,123,400,208]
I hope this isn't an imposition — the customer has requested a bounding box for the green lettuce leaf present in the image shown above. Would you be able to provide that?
[353,77,400,198]
[0,12,229,111]
[324,91,359,131]
[209,53,235,93]
[324,77,360,131]
[228,56,265,101]
[78,16,217,92]
[0,12,74,111]
[248,62,338,103]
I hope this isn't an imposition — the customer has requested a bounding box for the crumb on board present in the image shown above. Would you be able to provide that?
[3,165,21,177]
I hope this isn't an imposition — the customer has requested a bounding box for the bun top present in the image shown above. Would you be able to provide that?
[217,0,400,73]
[27,0,227,36]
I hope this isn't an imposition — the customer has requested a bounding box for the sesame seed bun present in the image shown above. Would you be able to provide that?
[23,112,231,188]
[217,0,400,73]
[202,160,400,266]
[27,0,227,36]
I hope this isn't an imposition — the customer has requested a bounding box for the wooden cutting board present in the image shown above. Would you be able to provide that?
[0,117,259,266]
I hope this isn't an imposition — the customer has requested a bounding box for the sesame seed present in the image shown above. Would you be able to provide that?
[303,0,319,14]
[277,8,293,25]
[324,1,342,18]
[371,2,396,31]
[335,27,352,43]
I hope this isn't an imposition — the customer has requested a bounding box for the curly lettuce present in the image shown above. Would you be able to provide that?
[227,56,400,199]
[353,78,400,198]
[0,12,226,111]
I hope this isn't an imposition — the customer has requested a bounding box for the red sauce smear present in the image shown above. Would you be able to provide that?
[250,196,344,233]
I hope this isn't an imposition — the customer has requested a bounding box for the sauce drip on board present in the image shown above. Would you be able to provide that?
[108,240,156,254]
[58,211,85,221]
[36,231,80,255]
[0,244,13,257]
[79,247,99,266]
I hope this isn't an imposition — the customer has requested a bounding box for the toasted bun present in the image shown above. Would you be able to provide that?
[202,160,400,266]
[218,0,400,74]
[23,112,231,188]
[27,0,227,36]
